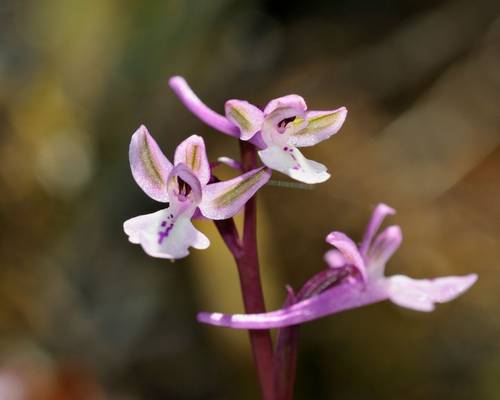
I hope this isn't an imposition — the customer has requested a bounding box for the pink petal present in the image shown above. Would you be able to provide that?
[129,125,173,202]
[288,107,348,148]
[167,163,203,205]
[261,96,308,147]
[360,203,396,257]
[263,95,307,116]
[225,99,264,141]
[199,167,271,220]
[388,274,478,312]
[325,231,367,281]
[173,135,211,186]
[365,225,402,276]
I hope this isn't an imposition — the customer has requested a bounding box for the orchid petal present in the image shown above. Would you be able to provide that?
[326,232,367,281]
[225,100,264,141]
[261,96,308,147]
[197,280,387,329]
[199,167,271,220]
[124,206,210,260]
[263,95,307,116]
[167,163,203,206]
[365,225,402,277]
[258,146,330,184]
[388,274,477,312]
[129,125,173,202]
[360,203,396,257]
[289,107,348,147]
[174,135,210,186]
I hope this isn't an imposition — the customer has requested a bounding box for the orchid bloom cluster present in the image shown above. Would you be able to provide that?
[169,76,347,184]
[198,203,477,329]
[123,75,476,400]
[124,126,270,259]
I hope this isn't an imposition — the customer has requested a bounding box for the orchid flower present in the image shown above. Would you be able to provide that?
[123,126,271,260]
[169,76,347,184]
[197,203,477,328]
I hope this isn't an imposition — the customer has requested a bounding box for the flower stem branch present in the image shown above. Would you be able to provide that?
[238,140,275,400]
[214,141,275,400]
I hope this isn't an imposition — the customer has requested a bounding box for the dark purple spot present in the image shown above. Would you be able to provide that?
[161,221,167,227]
[158,222,175,244]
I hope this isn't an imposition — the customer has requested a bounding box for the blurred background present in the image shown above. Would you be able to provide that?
[0,0,499,398]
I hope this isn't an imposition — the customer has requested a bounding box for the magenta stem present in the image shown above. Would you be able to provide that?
[213,141,275,400]
[238,140,275,400]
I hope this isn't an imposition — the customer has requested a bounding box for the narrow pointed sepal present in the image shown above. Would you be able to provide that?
[199,167,271,220]
[360,203,396,256]
[365,225,402,275]
[289,107,348,147]
[129,125,173,202]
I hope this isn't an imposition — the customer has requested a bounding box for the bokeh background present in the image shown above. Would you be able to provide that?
[1,0,499,399]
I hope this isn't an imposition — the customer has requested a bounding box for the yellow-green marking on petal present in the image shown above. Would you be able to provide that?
[141,134,165,188]
[187,144,200,173]
[295,111,342,137]
[227,106,253,132]
[214,169,267,208]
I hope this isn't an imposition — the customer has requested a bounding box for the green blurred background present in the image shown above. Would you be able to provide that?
[0,0,499,398]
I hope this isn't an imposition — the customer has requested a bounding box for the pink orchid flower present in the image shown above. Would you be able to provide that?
[123,126,271,260]
[197,204,477,328]
[169,76,347,184]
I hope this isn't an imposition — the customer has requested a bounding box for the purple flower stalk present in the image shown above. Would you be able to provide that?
[123,126,271,259]
[169,76,347,184]
[197,203,477,329]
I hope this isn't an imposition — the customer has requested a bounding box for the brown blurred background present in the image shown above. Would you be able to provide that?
[0,0,499,399]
